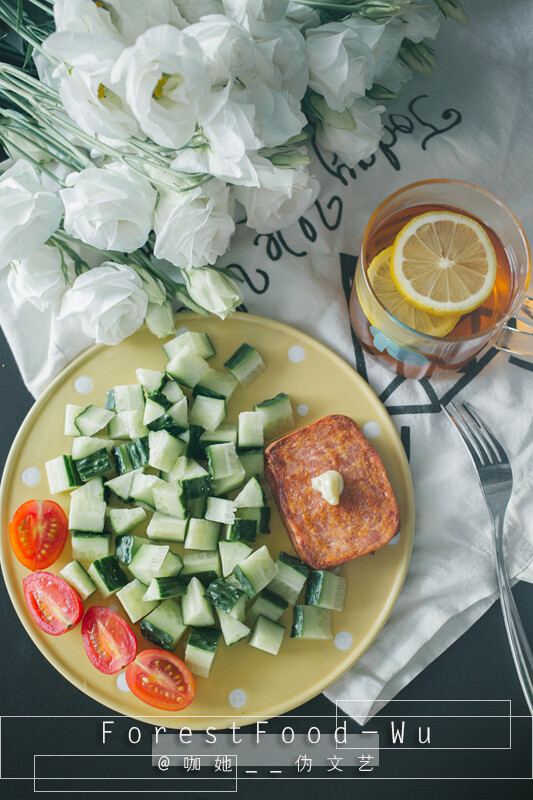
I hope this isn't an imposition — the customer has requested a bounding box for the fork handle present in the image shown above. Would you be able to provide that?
[493,511,533,715]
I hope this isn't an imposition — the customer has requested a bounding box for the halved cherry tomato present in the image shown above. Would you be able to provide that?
[82,606,137,675]
[9,499,68,571]
[23,571,83,635]
[125,649,195,711]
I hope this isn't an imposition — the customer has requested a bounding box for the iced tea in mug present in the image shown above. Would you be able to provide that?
[350,180,532,379]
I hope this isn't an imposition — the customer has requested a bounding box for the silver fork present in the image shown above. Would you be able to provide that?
[443,400,533,715]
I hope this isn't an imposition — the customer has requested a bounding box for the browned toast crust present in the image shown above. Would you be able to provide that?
[264,414,400,569]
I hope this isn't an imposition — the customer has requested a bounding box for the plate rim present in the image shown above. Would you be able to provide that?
[0,312,415,728]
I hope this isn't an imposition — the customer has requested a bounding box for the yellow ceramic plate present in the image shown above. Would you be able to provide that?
[0,313,414,729]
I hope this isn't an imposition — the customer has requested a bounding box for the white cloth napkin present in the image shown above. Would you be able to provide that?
[1,0,532,724]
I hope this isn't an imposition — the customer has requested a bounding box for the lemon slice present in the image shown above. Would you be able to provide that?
[390,211,497,316]
[368,247,461,337]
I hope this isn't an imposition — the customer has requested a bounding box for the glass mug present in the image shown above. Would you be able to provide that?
[349,179,533,379]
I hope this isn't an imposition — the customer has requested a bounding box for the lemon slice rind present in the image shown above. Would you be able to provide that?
[390,211,497,316]
[367,247,460,338]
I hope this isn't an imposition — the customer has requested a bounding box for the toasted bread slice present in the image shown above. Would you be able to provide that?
[264,414,400,569]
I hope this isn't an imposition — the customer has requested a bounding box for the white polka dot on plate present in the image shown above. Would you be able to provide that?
[116,672,130,692]
[229,689,247,708]
[21,467,40,487]
[297,404,309,416]
[388,533,401,546]
[74,376,93,394]
[108,602,120,612]
[334,632,353,651]
[288,345,306,363]
[363,421,381,439]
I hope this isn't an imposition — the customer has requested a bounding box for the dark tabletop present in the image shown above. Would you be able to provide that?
[0,326,531,800]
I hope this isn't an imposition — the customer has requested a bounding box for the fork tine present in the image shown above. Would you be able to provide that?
[442,402,484,468]
[453,403,494,467]
[462,401,509,465]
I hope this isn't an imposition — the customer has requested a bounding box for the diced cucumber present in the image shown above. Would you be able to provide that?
[105,468,143,502]
[238,448,265,480]
[111,384,145,413]
[166,348,209,389]
[107,411,131,440]
[218,540,253,578]
[189,395,226,433]
[116,578,159,623]
[181,551,221,586]
[69,495,106,532]
[305,570,347,612]
[181,577,215,627]
[147,512,188,543]
[64,404,84,436]
[224,343,266,386]
[253,392,294,440]
[184,518,221,551]
[194,367,238,402]
[186,495,206,519]
[185,626,220,677]
[163,330,215,361]
[108,507,147,536]
[71,437,113,460]
[74,405,115,436]
[124,436,151,470]
[148,430,184,472]
[246,588,288,627]
[233,475,265,508]
[74,448,115,482]
[161,379,185,404]
[140,599,188,650]
[59,560,96,601]
[129,543,170,585]
[153,481,187,520]
[72,476,105,501]
[206,443,245,495]
[130,473,166,509]
[112,444,133,475]
[115,534,145,564]
[180,425,205,460]
[235,506,270,535]
[88,556,128,597]
[238,411,264,450]
[233,545,278,599]
[268,552,311,605]
[143,575,188,602]
[180,460,212,500]
[199,424,238,448]
[143,397,167,426]
[204,578,246,615]
[71,532,112,562]
[291,605,333,639]
[146,408,187,438]
[223,517,256,543]
[217,608,250,646]
[249,615,284,655]
[45,455,81,494]
[204,497,235,525]
[136,367,165,395]
[158,550,184,578]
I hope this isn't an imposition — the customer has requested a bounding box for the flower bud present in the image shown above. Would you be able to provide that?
[184,267,243,319]
[145,299,176,338]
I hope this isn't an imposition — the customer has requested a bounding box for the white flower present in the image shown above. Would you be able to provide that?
[315,97,385,168]
[233,156,319,233]
[53,0,123,40]
[145,298,176,337]
[253,20,309,101]
[111,25,210,149]
[60,163,157,252]
[58,263,148,345]
[286,1,320,31]
[377,57,413,95]
[306,22,375,112]
[171,143,259,188]
[222,0,289,27]
[244,79,307,147]
[341,16,404,77]
[395,0,441,43]
[154,181,235,268]
[0,160,62,269]
[105,0,186,43]
[173,0,223,25]
[184,266,242,319]
[7,244,75,311]
[186,15,256,86]
[44,33,142,140]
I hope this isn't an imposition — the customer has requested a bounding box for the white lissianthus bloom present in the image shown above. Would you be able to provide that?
[53,0,123,41]
[44,33,142,140]
[315,97,385,167]
[7,244,76,311]
[58,262,148,345]
[60,162,157,252]
[173,0,223,25]
[244,79,307,148]
[222,0,289,27]
[233,155,319,234]
[377,58,413,95]
[154,180,235,268]
[186,14,256,87]
[396,0,441,43]
[340,16,404,78]
[105,0,186,43]
[184,266,242,319]
[286,1,320,31]
[0,160,62,269]
[111,25,210,149]
[171,142,259,188]
[306,22,375,112]
[253,19,309,102]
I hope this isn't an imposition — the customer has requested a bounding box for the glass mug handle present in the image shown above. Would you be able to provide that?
[494,294,533,358]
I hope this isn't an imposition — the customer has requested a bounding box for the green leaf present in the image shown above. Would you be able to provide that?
[366,83,397,101]
[432,0,469,24]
